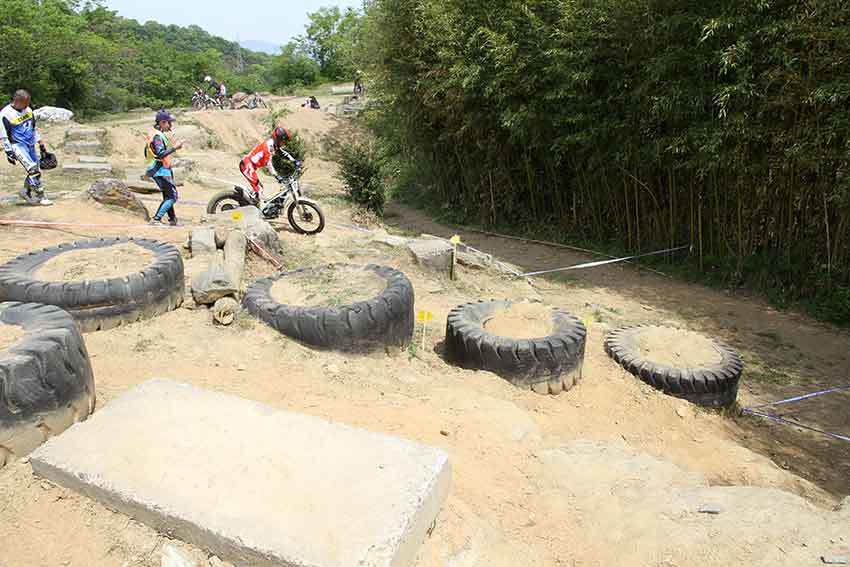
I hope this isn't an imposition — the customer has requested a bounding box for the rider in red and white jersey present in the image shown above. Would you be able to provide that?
[239,127,299,205]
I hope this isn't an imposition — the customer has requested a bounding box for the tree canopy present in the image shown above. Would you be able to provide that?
[360,0,850,322]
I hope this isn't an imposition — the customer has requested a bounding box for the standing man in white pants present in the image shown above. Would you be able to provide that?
[1,89,52,206]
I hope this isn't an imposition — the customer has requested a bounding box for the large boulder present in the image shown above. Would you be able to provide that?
[34,106,74,123]
[86,179,149,220]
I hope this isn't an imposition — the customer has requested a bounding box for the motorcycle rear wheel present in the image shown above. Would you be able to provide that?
[207,190,249,215]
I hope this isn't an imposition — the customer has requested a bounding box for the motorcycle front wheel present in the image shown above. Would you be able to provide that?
[287,201,325,235]
[207,190,250,215]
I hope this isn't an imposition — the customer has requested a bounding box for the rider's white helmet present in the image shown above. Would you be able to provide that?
[204,76,212,82]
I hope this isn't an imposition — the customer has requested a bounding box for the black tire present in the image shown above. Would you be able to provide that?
[0,302,95,467]
[0,238,184,333]
[243,264,414,352]
[604,325,744,408]
[444,300,587,395]
[287,200,325,235]
[207,190,250,215]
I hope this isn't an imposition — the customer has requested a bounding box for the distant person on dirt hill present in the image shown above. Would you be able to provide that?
[239,126,300,206]
[145,109,184,226]
[1,89,53,206]
[301,96,320,110]
[354,70,364,95]
[204,76,226,105]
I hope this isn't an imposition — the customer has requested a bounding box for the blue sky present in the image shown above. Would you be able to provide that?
[102,0,363,48]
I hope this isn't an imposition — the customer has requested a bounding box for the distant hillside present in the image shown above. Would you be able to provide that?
[0,0,276,114]
[240,40,281,55]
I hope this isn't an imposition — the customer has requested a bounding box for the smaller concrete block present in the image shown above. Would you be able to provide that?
[407,239,454,275]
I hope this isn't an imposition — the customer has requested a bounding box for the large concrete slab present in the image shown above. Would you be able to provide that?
[31,380,451,567]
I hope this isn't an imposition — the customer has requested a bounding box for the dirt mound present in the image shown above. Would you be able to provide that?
[270,265,387,307]
[0,323,24,351]
[484,302,553,339]
[34,243,155,282]
[189,110,268,153]
[533,440,848,567]
[638,327,723,367]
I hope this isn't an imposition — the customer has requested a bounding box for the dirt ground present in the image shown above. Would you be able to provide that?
[485,302,554,339]
[270,265,386,307]
[635,327,723,368]
[1,100,848,567]
[34,242,154,282]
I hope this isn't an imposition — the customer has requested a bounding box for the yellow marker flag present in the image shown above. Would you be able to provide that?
[450,235,461,245]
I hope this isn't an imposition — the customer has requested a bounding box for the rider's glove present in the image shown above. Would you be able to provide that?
[295,160,303,170]
[275,175,285,183]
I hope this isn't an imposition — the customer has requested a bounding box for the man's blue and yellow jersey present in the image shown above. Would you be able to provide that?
[0,104,40,147]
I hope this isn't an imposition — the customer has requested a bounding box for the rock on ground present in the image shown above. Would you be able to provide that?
[34,106,74,122]
[407,238,455,275]
[86,179,149,220]
[457,249,492,270]
[211,297,240,326]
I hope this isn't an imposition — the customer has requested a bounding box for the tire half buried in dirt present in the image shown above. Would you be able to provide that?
[243,264,415,352]
[0,302,95,467]
[444,300,587,395]
[604,325,744,408]
[0,238,184,333]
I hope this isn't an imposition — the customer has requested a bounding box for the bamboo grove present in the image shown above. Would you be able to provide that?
[361,0,850,321]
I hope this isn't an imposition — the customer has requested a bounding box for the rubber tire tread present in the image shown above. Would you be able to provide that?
[243,264,414,352]
[0,302,95,466]
[604,325,744,408]
[444,300,587,395]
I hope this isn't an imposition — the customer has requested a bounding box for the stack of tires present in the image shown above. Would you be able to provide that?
[0,237,185,333]
[0,237,186,466]
[0,302,95,467]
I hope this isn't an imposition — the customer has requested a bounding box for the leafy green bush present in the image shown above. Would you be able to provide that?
[335,141,386,215]
[272,131,309,177]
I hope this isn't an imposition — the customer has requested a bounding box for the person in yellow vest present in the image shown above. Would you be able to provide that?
[145,109,184,226]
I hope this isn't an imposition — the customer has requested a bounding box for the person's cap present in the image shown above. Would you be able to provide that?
[155,109,176,123]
